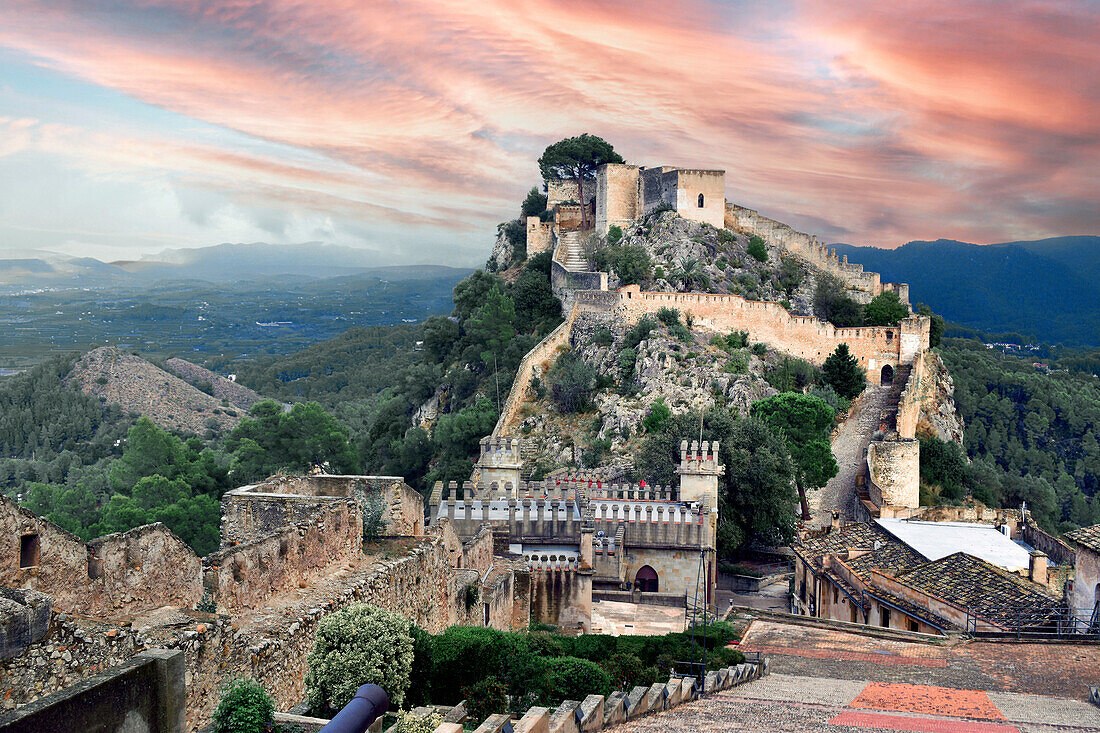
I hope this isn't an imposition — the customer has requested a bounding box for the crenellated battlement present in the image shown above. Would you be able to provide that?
[479,435,523,464]
[678,439,722,474]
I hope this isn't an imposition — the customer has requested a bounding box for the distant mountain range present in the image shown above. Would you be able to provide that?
[0,242,466,291]
[832,236,1100,346]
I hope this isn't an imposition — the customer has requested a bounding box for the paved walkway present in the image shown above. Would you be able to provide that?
[613,619,1100,732]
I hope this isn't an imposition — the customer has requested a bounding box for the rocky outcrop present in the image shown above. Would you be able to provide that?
[917,351,965,444]
[67,346,243,435]
[165,357,264,411]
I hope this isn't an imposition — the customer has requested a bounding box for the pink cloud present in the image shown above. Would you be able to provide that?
[0,0,1096,253]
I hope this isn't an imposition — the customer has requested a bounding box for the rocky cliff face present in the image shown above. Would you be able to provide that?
[917,351,965,444]
[604,211,819,315]
[512,313,777,476]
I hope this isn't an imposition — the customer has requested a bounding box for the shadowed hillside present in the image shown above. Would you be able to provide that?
[832,236,1100,346]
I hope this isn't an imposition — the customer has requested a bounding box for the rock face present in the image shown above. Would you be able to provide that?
[513,313,776,476]
[606,212,819,316]
[486,224,518,273]
[917,351,965,444]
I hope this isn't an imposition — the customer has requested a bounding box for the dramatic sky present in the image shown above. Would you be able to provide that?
[0,1,1096,265]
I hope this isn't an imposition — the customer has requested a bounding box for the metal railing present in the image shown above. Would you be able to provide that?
[963,603,1100,639]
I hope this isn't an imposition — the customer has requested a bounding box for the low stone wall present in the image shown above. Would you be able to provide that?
[492,303,578,436]
[0,649,185,733]
[896,349,925,439]
[592,590,686,608]
[0,590,50,662]
[203,500,361,613]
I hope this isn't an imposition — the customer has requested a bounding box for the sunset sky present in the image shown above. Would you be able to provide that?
[0,0,1096,265]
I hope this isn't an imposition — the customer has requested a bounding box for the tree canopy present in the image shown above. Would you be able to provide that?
[863,291,910,326]
[822,344,866,399]
[751,394,838,519]
[537,134,623,229]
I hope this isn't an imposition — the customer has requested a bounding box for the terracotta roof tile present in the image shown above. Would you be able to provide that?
[1065,523,1100,554]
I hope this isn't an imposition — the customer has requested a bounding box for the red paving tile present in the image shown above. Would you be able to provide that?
[850,683,1005,721]
[828,711,1020,732]
[738,644,949,668]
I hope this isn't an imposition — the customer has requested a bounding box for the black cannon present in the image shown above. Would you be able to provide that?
[319,685,389,733]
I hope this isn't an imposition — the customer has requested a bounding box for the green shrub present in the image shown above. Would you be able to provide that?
[602,653,654,691]
[642,398,671,434]
[362,493,385,543]
[724,351,749,374]
[746,235,768,263]
[622,317,658,350]
[462,676,509,722]
[751,342,767,357]
[591,325,614,346]
[213,679,274,733]
[431,626,507,703]
[607,225,624,244]
[305,604,415,715]
[766,356,820,393]
[656,307,680,328]
[654,265,665,281]
[521,187,548,218]
[717,229,736,244]
[864,291,909,326]
[543,657,611,701]
[549,352,598,413]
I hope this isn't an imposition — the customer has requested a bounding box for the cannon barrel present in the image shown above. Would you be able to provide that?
[319,684,389,733]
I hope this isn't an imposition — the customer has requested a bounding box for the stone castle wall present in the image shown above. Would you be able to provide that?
[673,169,726,228]
[493,303,578,436]
[526,216,553,255]
[202,500,361,614]
[574,287,928,379]
[724,203,909,305]
[866,440,920,509]
[0,495,201,618]
[595,164,640,235]
[530,568,592,630]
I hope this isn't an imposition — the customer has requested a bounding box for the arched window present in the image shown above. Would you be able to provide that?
[697,193,705,208]
[881,364,894,385]
[635,565,659,593]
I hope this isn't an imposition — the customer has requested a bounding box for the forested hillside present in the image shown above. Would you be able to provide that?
[831,237,1100,346]
[921,338,1100,531]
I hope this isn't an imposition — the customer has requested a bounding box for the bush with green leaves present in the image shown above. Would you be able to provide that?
[521,187,548,218]
[213,679,274,733]
[462,676,509,722]
[746,235,768,263]
[814,275,863,327]
[863,291,910,326]
[765,356,819,393]
[641,398,671,434]
[306,604,415,715]
[543,657,611,701]
[622,316,658,350]
[607,225,624,244]
[548,352,598,413]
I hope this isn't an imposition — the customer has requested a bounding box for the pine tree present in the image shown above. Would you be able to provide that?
[822,344,866,399]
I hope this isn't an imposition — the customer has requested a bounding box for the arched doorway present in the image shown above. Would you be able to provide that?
[881,364,894,385]
[635,565,659,593]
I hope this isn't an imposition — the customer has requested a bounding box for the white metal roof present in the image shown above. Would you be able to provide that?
[875,518,1034,572]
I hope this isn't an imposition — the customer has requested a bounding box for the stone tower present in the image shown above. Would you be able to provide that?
[675,439,724,507]
[476,436,523,497]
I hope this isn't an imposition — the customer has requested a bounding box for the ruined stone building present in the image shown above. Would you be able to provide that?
[1,475,532,729]
[432,437,724,630]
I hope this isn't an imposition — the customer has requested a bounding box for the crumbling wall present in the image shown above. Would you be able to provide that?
[203,500,361,613]
[0,589,50,662]
[526,217,553,255]
[0,496,201,618]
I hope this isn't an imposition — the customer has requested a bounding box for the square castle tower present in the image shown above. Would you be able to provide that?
[595,163,726,235]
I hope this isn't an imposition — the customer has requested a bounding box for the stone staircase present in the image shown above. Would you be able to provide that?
[557,229,590,271]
